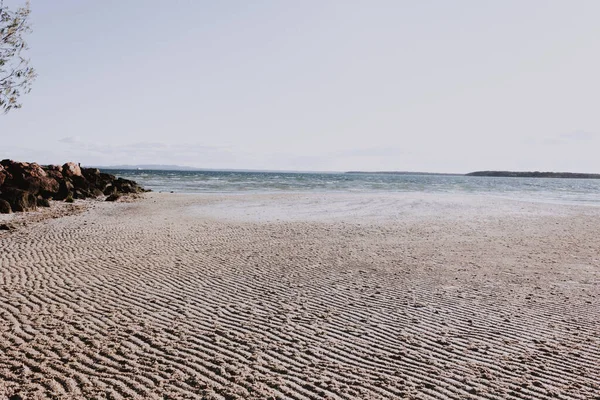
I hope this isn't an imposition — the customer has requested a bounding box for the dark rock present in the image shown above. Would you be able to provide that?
[44,165,64,181]
[62,162,82,178]
[55,179,74,201]
[0,223,15,231]
[114,177,141,194]
[0,187,37,212]
[0,160,145,212]
[0,164,10,186]
[81,168,117,192]
[38,177,60,198]
[0,160,59,197]
[97,172,116,191]
[71,175,91,197]
[103,184,115,195]
[37,196,51,207]
[106,193,121,202]
[73,189,92,199]
[81,167,100,181]
[0,198,11,214]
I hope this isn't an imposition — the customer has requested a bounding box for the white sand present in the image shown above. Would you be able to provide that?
[0,192,598,399]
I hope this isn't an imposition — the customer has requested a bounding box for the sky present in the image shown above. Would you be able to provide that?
[1,0,600,173]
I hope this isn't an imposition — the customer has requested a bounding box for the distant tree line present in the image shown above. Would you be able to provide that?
[466,171,600,179]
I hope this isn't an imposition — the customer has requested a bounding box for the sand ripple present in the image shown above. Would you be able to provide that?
[0,193,598,399]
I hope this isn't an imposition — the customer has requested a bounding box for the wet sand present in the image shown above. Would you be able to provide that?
[0,192,599,399]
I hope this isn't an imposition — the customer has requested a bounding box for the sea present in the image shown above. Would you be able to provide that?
[100,169,600,206]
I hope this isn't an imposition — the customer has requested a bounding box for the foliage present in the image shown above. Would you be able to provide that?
[0,0,35,113]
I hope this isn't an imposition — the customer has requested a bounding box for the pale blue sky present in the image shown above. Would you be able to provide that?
[1,0,600,172]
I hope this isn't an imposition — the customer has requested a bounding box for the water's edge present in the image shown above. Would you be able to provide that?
[103,169,600,206]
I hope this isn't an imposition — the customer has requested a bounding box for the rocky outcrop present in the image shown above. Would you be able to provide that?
[0,160,147,213]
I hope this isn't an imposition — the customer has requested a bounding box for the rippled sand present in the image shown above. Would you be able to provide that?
[0,193,598,399]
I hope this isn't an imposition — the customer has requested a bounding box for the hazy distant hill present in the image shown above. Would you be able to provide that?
[92,164,202,171]
[466,171,600,179]
[345,171,463,176]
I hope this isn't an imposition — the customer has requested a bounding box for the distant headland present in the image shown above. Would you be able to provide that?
[94,164,203,171]
[346,170,600,179]
[345,171,462,176]
[466,171,600,179]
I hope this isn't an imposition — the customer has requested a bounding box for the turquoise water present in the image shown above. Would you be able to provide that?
[102,169,600,205]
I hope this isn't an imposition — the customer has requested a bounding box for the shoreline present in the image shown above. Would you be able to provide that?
[1,192,598,399]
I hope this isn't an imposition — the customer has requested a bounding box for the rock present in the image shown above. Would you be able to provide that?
[0,187,37,212]
[62,162,82,178]
[81,167,100,180]
[0,199,11,214]
[37,196,51,207]
[73,189,92,199]
[0,223,15,231]
[106,193,121,202]
[114,177,142,194]
[37,177,60,198]
[0,164,10,186]
[98,173,116,191]
[0,160,146,212]
[55,179,74,201]
[103,184,115,195]
[0,160,59,197]
[83,169,117,193]
[71,175,92,198]
[44,165,64,180]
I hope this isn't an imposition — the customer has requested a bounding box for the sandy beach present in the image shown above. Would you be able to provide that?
[0,192,598,399]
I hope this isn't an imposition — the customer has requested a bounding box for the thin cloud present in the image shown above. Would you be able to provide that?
[525,131,598,146]
[58,136,81,144]
[51,139,238,167]
[559,131,597,141]
[341,147,407,158]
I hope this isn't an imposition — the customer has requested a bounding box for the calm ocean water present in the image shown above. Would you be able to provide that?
[102,169,600,206]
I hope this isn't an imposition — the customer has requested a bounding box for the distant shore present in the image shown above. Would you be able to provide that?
[345,171,462,176]
[466,171,600,179]
[347,170,600,179]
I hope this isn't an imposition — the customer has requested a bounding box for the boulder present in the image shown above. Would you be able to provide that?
[62,162,82,178]
[81,167,100,180]
[55,179,74,201]
[0,187,37,212]
[106,193,121,202]
[0,223,15,231]
[103,184,115,195]
[0,199,11,214]
[37,177,60,198]
[37,196,51,207]
[74,189,92,199]
[71,175,91,196]
[0,160,59,197]
[0,164,9,186]
[43,166,64,187]
[114,177,142,194]
[0,160,146,212]
[82,168,114,192]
